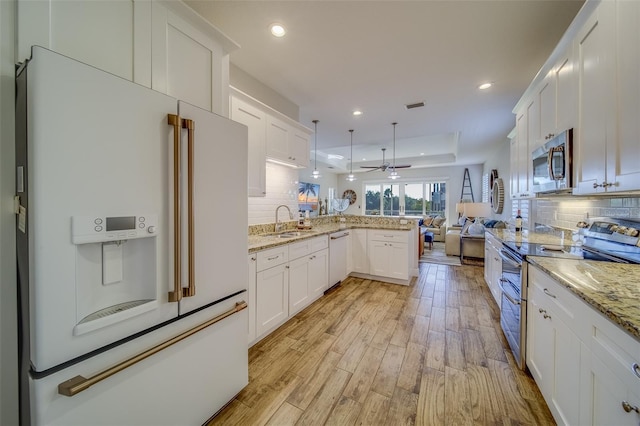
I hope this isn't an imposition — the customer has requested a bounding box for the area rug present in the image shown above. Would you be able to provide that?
[419,242,461,266]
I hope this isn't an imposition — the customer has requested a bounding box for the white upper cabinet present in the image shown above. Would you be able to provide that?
[231,95,267,197]
[555,47,577,134]
[574,2,615,194]
[511,107,532,199]
[18,0,237,117]
[266,116,311,168]
[151,1,237,116]
[608,0,640,192]
[17,0,144,82]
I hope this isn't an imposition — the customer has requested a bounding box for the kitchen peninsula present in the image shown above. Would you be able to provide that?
[247,215,418,345]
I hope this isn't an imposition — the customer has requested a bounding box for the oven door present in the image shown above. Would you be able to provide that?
[498,248,526,369]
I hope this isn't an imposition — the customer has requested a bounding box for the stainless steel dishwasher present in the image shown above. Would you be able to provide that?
[329,230,349,288]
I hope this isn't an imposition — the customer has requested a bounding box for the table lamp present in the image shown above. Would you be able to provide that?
[463,202,492,234]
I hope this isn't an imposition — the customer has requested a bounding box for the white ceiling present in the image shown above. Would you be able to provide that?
[187,0,584,173]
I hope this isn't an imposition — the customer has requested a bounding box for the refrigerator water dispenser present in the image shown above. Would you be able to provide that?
[72,215,159,335]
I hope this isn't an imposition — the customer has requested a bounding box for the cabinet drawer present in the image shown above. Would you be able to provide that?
[310,235,329,252]
[256,245,289,272]
[528,266,590,342]
[289,239,312,260]
[590,311,640,392]
[368,229,408,243]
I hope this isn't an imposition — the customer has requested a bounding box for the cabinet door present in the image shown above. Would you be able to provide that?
[368,241,389,277]
[609,0,640,192]
[256,264,289,337]
[574,3,613,194]
[555,48,576,133]
[550,311,581,426]
[527,291,554,397]
[387,243,408,280]
[288,256,310,316]
[248,254,257,345]
[17,0,144,83]
[585,353,640,426]
[539,74,556,143]
[266,116,290,162]
[151,2,227,115]
[231,97,266,197]
[514,110,530,198]
[352,229,369,274]
[489,250,502,305]
[291,129,310,168]
[308,249,329,302]
[510,137,519,199]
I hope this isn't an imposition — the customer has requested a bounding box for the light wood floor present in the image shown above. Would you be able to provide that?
[208,263,555,426]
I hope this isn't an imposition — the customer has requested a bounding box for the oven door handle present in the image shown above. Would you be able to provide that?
[499,249,522,269]
[499,279,521,306]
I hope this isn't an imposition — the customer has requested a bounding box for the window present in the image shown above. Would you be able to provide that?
[364,181,446,216]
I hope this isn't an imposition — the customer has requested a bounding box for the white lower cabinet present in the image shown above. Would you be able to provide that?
[247,254,257,344]
[351,229,369,274]
[256,262,289,338]
[252,236,328,344]
[527,264,640,426]
[484,233,502,305]
[367,230,409,280]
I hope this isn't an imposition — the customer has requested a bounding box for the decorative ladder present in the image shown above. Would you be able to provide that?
[460,168,474,202]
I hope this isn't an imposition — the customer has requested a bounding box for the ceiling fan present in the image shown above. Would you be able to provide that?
[360,148,412,172]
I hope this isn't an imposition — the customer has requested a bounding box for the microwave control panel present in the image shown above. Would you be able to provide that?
[71,214,158,244]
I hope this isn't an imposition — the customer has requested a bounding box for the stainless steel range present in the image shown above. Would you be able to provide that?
[498,217,640,370]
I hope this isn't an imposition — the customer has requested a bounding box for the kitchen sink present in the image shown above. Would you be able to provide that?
[264,230,315,238]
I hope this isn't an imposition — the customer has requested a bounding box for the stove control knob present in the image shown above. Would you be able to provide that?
[616,226,627,234]
[625,228,638,237]
[611,225,619,232]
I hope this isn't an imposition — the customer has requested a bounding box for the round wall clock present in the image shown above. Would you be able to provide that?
[343,189,357,205]
[492,178,504,214]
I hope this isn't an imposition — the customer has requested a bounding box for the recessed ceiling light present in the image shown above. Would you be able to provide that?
[270,24,286,37]
[352,110,363,116]
[478,82,492,90]
[362,158,367,161]
[420,152,425,156]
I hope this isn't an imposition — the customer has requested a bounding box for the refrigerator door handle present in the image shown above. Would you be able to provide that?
[168,114,182,302]
[57,301,248,397]
[182,118,196,298]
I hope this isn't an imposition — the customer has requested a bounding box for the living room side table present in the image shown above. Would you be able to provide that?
[460,233,485,264]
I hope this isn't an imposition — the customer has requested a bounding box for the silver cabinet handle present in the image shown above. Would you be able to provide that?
[632,363,640,379]
[622,401,640,413]
[330,232,349,240]
[250,256,256,261]
[539,308,546,314]
[267,255,280,261]
[543,288,556,298]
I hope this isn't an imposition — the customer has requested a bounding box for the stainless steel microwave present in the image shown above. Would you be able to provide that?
[531,129,573,194]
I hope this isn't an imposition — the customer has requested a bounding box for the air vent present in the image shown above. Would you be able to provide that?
[405,101,425,110]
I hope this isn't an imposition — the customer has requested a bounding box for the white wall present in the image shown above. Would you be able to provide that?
[336,163,484,227]
[0,0,19,424]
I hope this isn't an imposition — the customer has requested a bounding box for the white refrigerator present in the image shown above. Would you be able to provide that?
[15,47,248,425]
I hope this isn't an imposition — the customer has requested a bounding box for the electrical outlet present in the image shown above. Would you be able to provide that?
[554,211,558,220]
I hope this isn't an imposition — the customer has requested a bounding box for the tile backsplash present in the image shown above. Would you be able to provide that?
[534,196,640,230]
[247,162,299,225]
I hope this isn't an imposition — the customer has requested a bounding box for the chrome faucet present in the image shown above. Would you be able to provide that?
[275,205,293,232]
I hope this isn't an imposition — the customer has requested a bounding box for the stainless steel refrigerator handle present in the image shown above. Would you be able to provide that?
[182,118,196,298]
[498,280,521,306]
[57,301,247,397]
[167,114,182,303]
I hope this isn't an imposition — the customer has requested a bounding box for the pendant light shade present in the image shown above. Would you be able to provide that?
[346,129,356,181]
[388,122,400,180]
[311,119,321,179]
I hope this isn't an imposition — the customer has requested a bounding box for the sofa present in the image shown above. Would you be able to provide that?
[444,219,506,259]
[419,215,447,242]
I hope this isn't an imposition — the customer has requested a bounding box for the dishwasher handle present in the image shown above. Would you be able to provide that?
[499,249,522,269]
[331,232,350,240]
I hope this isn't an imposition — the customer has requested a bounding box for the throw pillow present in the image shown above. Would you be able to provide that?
[461,220,473,235]
[432,216,445,227]
[418,218,424,226]
[423,216,434,227]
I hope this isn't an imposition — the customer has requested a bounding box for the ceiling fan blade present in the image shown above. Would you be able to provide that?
[360,166,382,169]
[393,165,412,169]
[365,167,382,172]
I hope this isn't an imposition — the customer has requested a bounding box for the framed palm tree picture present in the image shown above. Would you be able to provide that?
[298,181,320,214]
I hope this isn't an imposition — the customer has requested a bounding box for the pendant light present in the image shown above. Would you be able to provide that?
[346,129,356,181]
[388,122,400,180]
[311,119,321,179]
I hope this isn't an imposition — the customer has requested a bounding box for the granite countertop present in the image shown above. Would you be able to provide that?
[527,256,640,342]
[487,228,574,246]
[248,223,412,253]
